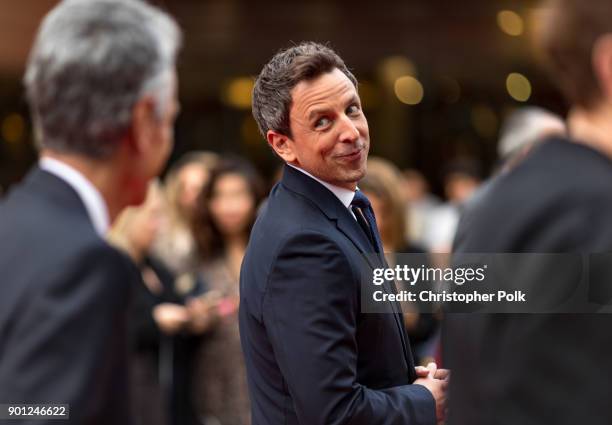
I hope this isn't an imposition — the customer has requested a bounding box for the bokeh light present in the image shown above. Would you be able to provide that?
[497,10,524,36]
[394,76,424,105]
[379,56,417,85]
[506,72,532,102]
[222,77,254,109]
[2,113,25,144]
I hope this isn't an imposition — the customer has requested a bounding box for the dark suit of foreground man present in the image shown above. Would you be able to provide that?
[240,42,446,425]
[0,1,181,423]
[445,1,612,424]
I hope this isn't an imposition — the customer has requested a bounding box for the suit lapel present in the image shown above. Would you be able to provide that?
[281,165,379,269]
[339,211,413,368]
[280,166,413,366]
[335,211,380,270]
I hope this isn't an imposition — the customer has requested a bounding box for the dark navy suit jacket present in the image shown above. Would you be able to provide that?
[0,168,138,424]
[239,165,435,425]
[445,138,612,425]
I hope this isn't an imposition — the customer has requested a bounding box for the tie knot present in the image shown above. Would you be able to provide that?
[351,190,371,210]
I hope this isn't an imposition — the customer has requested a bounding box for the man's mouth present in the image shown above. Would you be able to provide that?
[337,148,364,161]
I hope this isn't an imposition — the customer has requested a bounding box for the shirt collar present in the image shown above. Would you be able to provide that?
[287,164,356,209]
[39,157,110,237]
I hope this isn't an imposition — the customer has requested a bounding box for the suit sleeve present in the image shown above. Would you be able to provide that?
[263,231,435,425]
[8,243,136,424]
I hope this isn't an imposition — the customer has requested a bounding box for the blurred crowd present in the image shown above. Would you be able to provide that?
[102,147,456,423]
[106,153,261,425]
[0,105,560,425]
[126,105,565,425]
[5,0,609,423]
[102,149,453,425]
[0,103,564,425]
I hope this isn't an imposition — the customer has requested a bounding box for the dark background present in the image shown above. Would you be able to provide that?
[0,0,563,195]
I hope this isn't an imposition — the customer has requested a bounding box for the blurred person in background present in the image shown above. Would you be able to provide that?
[360,157,426,256]
[400,168,441,247]
[109,183,213,425]
[455,107,567,246]
[445,0,612,424]
[0,1,181,423]
[191,157,264,425]
[497,106,566,171]
[359,157,440,366]
[152,151,219,276]
[422,158,482,253]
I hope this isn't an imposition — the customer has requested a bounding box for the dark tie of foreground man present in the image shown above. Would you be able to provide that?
[351,190,384,254]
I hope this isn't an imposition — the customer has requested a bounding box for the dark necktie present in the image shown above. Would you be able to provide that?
[351,190,383,253]
[352,191,409,359]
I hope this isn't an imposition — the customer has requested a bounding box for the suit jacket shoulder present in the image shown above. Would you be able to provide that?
[455,137,612,253]
[0,167,137,424]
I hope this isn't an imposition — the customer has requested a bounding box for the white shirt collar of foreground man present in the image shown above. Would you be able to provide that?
[39,157,110,237]
[288,163,357,210]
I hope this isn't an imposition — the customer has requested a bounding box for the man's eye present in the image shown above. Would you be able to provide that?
[347,104,361,115]
[315,117,331,128]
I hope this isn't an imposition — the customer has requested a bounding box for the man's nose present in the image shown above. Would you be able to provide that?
[337,115,360,143]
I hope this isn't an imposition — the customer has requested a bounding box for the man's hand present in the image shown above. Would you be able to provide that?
[415,363,450,381]
[414,362,449,424]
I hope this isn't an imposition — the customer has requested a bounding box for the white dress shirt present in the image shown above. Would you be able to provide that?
[39,157,110,237]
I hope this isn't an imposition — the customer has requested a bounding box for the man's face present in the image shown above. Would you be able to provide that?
[284,68,369,190]
[130,70,179,206]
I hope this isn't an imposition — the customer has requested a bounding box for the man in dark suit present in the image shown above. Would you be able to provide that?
[0,1,181,423]
[444,1,612,424]
[240,42,447,425]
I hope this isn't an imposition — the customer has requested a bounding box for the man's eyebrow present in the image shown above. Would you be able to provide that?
[307,94,361,121]
[346,94,360,105]
[307,107,331,121]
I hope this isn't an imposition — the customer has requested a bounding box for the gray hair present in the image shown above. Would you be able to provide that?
[498,107,566,159]
[252,42,357,139]
[24,0,182,159]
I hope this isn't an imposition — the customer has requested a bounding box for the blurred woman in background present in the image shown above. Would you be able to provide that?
[152,151,219,276]
[109,182,214,425]
[191,158,265,425]
[359,157,440,365]
[361,157,416,255]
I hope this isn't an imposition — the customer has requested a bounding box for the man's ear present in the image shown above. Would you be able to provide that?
[267,130,297,163]
[130,95,158,155]
[593,34,612,101]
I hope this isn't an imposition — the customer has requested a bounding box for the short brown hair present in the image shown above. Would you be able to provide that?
[252,42,357,138]
[538,0,612,107]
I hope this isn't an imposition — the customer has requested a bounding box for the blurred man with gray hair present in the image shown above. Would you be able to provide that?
[498,106,566,169]
[0,1,181,423]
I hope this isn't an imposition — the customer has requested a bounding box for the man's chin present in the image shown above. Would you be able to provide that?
[333,170,366,190]
[351,166,367,182]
